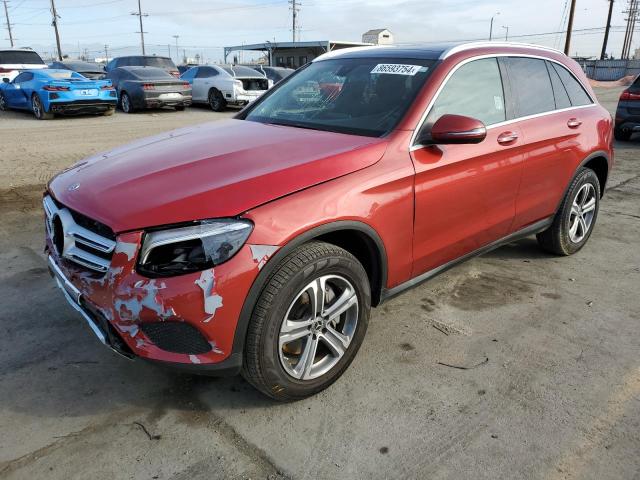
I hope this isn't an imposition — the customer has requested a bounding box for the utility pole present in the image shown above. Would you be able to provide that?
[289,0,299,42]
[622,0,639,59]
[132,0,147,55]
[49,0,63,60]
[104,44,109,62]
[601,0,614,59]
[3,0,13,47]
[564,0,577,55]
[502,25,509,41]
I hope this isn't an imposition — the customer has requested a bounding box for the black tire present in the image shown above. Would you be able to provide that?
[208,89,226,112]
[0,92,7,111]
[103,107,115,116]
[119,92,134,113]
[536,167,601,255]
[175,105,185,111]
[242,241,371,401]
[614,127,632,141]
[32,94,54,120]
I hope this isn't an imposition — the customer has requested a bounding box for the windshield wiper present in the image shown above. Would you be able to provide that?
[265,120,333,132]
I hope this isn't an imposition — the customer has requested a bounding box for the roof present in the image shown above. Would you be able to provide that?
[314,41,564,62]
[363,29,390,35]
[224,40,372,53]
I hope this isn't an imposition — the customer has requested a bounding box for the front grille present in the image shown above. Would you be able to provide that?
[141,322,212,355]
[44,195,116,273]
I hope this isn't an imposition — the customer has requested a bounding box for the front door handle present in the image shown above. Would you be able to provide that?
[497,131,519,145]
[567,118,582,128]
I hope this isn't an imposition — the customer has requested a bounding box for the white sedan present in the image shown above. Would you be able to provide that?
[181,65,273,111]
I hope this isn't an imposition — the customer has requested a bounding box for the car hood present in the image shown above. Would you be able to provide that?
[49,119,387,233]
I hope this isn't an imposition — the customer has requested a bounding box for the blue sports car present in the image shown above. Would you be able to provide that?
[0,68,117,119]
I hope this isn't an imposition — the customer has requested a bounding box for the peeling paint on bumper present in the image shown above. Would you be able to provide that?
[46,230,271,369]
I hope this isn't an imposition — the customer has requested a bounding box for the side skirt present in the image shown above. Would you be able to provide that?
[380,217,553,303]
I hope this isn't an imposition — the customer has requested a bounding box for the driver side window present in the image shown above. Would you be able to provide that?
[426,58,506,126]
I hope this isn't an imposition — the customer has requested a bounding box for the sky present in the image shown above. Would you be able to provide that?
[1,0,635,63]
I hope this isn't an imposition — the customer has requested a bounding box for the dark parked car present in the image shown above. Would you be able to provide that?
[243,65,294,84]
[105,56,180,77]
[106,66,191,112]
[49,60,107,79]
[614,75,640,140]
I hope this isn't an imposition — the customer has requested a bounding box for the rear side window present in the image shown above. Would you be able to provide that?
[550,63,592,106]
[547,61,572,110]
[506,57,555,117]
[196,67,218,78]
[0,50,44,65]
[427,58,506,126]
[181,68,197,81]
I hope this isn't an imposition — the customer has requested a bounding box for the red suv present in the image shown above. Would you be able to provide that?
[45,42,613,400]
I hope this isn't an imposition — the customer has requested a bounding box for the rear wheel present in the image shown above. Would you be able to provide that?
[120,92,134,113]
[537,167,600,255]
[242,242,370,401]
[208,89,226,112]
[32,94,53,120]
[614,127,632,141]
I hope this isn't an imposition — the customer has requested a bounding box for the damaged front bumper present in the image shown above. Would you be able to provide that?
[46,229,279,375]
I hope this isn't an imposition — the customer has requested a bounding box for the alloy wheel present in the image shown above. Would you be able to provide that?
[568,183,597,243]
[278,274,359,381]
[32,95,42,118]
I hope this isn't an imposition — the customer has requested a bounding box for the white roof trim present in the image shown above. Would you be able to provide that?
[441,42,564,59]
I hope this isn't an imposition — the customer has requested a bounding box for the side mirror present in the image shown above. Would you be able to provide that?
[429,114,487,145]
[2,78,9,83]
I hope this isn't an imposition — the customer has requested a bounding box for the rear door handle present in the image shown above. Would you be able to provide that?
[497,131,519,145]
[567,118,582,128]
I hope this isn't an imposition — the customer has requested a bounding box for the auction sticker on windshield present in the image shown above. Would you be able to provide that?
[371,64,424,75]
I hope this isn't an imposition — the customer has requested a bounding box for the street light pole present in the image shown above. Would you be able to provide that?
[564,0,577,55]
[502,25,509,41]
[489,12,500,40]
[172,35,179,63]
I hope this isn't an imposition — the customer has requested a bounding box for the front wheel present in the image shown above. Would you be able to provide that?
[0,92,7,111]
[242,242,371,401]
[537,167,600,255]
[32,94,53,120]
[175,105,185,111]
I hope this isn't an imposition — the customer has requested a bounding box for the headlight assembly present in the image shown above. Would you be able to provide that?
[138,219,253,277]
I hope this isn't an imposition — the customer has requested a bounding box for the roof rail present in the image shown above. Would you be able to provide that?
[440,41,564,59]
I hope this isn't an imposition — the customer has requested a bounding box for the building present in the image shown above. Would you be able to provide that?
[362,28,394,45]
[224,40,372,69]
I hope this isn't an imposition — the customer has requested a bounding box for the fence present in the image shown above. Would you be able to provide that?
[578,59,640,81]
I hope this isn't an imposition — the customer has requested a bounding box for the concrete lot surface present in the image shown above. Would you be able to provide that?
[0,89,638,480]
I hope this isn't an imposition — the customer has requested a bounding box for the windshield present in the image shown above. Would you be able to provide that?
[244,57,435,137]
[0,50,44,65]
[64,61,101,71]
[142,57,176,69]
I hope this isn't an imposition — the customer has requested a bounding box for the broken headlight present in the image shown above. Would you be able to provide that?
[138,219,253,277]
